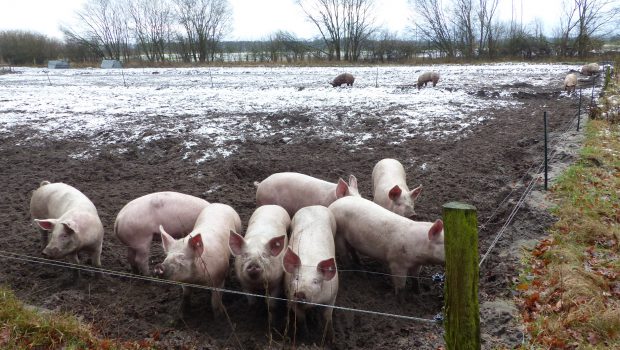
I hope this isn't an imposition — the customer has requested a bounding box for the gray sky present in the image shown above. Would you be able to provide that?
[0,0,564,40]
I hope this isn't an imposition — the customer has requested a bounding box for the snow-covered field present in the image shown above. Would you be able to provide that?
[0,63,577,161]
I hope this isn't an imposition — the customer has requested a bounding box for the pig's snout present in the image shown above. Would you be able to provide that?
[153,264,165,277]
[246,263,262,280]
[293,291,307,302]
[42,247,60,259]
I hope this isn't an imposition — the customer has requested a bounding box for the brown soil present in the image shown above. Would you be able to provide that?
[0,82,583,349]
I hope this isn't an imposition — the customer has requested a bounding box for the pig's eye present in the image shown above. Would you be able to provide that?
[294,275,299,281]
[312,278,319,285]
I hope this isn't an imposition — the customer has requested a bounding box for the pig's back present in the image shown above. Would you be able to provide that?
[289,206,336,262]
[30,182,96,219]
[256,172,336,215]
[115,192,209,241]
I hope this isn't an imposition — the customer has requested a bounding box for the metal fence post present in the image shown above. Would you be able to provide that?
[544,111,548,191]
[577,88,582,132]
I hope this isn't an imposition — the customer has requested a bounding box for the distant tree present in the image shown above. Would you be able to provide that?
[476,0,499,58]
[409,0,455,57]
[173,0,232,62]
[62,0,131,60]
[0,30,63,65]
[556,0,619,57]
[127,0,174,62]
[298,0,376,61]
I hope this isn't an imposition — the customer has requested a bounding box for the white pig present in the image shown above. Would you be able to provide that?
[30,181,104,276]
[255,172,360,217]
[283,206,338,342]
[417,71,440,89]
[372,158,422,218]
[564,73,577,93]
[229,205,290,306]
[329,196,444,296]
[153,203,242,315]
[114,192,209,275]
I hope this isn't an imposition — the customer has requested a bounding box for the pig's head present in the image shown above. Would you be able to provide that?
[35,218,80,259]
[426,219,445,264]
[229,230,286,282]
[153,225,203,282]
[335,175,361,199]
[387,184,422,218]
[283,247,337,306]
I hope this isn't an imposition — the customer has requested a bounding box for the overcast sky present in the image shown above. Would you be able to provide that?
[0,0,564,41]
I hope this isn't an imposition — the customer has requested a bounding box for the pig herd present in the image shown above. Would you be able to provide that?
[331,71,441,89]
[29,158,444,342]
[564,62,602,93]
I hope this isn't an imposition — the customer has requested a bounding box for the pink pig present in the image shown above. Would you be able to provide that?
[30,181,104,277]
[229,205,290,307]
[329,196,444,296]
[256,172,360,217]
[283,205,338,343]
[372,158,422,218]
[154,203,242,315]
[114,192,209,275]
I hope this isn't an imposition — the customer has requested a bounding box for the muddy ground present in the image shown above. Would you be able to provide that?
[0,80,586,349]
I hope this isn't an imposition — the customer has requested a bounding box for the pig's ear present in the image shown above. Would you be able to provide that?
[159,225,175,253]
[189,234,204,256]
[283,247,301,273]
[348,174,358,190]
[34,219,57,231]
[335,178,349,198]
[428,219,444,241]
[268,235,286,257]
[317,257,337,281]
[410,185,422,199]
[61,220,78,234]
[228,230,245,256]
[388,185,402,200]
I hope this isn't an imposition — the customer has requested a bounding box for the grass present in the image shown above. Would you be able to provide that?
[0,286,155,349]
[516,71,620,348]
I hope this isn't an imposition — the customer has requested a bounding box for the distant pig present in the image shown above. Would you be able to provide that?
[283,206,338,342]
[564,73,577,93]
[114,192,209,275]
[329,196,444,296]
[30,181,104,278]
[372,158,422,218]
[229,205,290,306]
[581,63,600,76]
[255,172,360,217]
[417,71,440,89]
[154,203,242,315]
[330,72,355,87]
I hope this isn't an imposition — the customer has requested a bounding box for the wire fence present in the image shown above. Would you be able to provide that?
[0,248,442,324]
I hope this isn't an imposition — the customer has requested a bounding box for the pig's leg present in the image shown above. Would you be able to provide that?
[180,286,192,314]
[90,245,103,279]
[334,234,351,266]
[321,306,335,345]
[408,264,422,293]
[390,263,409,301]
[70,252,81,283]
[267,281,282,309]
[38,228,48,251]
[211,281,225,316]
[128,247,150,276]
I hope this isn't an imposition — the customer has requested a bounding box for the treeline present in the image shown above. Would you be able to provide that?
[0,0,619,66]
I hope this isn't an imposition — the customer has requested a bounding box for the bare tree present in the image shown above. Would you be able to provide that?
[173,0,232,62]
[573,0,619,57]
[343,0,376,61]
[476,0,498,58]
[452,0,476,58]
[63,0,130,60]
[298,0,375,61]
[409,0,455,57]
[128,0,174,62]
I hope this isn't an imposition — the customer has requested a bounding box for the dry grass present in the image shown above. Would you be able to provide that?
[516,77,620,349]
[0,286,156,349]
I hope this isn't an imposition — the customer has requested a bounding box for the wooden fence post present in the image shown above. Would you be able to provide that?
[443,202,480,350]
